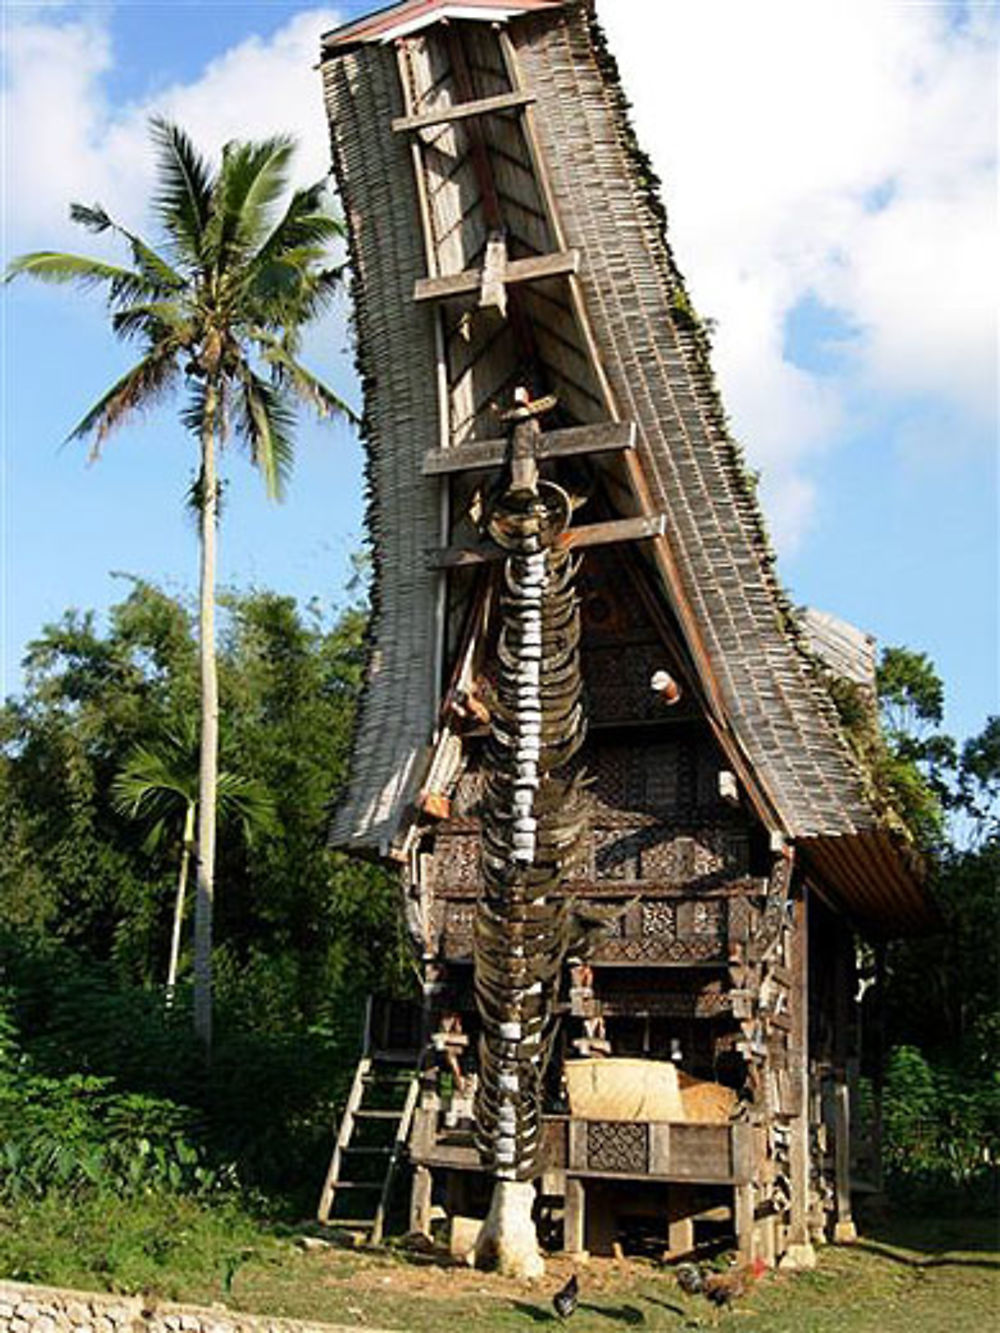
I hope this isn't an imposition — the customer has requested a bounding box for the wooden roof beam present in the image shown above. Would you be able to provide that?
[414,248,579,303]
[392,89,536,134]
[422,420,636,475]
[427,512,667,568]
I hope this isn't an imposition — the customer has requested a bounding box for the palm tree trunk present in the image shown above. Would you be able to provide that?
[166,799,196,1011]
[194,384,219,1055]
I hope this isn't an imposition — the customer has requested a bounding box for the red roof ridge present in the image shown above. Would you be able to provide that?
[323,0,565,50]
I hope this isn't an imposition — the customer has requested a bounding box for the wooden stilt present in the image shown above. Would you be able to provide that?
[735,1183,755,1262]
[564,1178,586,1255]
[781,889,817,1269]
[410,1165,433,1237]
[666,1185,695,1259]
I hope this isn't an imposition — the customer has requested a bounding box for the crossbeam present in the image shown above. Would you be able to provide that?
[414,249,579,303]
[391,89,536,134]
[426,513,667,569]
[422,421,636,476]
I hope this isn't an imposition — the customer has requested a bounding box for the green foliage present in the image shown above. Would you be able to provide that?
[0,984,221,1205]
[826,646,972,848]
[0,580,405,1005]
[882,1045,999,1211]
[0,1191,268,1297]
[0,580,412,1214]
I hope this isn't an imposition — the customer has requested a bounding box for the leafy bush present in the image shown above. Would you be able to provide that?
[0,990,224,1204]
[883,1044,1000,1212]
[0,929,368,1213]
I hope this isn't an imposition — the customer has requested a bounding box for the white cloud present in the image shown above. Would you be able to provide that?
[3,1,995,555]
[1,7,342,247]
[599,0,998,550]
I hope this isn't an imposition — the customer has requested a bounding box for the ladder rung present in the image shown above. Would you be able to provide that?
[329,1218,376,1228]
[355,1109,404,1119]
[391,89,534,134]
[335,1181,383,1190]
[344,1145,394,1155]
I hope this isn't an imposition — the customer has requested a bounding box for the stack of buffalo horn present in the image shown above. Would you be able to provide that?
[474,424,588,1184]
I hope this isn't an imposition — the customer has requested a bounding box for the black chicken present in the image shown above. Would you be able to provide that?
[675,1262,704,1296]
[552,1272,579,1320]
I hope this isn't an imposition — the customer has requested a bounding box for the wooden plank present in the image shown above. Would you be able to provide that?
[422,420,636,475]
[427,513,666,568]
[392,89,536,134]
[414,248,579,303]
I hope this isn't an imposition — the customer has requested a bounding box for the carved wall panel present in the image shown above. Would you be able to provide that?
[586,1121,649,1174]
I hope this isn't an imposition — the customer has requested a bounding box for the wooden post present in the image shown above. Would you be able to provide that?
[666,1185,695,1259]
[832,1080,857,1242]
[781,887,817,1269]
[833,924,857,1242]
[564,1178,586,1255]
[410,1165,433,1237]
[734,1183,755,1263]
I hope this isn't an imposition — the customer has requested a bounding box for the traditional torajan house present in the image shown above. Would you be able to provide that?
[317,0,935,1273]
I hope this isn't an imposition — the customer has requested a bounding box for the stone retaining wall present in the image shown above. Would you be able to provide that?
[0,1281,396,1333]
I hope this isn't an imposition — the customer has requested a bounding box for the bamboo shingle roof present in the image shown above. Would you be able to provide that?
[320,0,933,931]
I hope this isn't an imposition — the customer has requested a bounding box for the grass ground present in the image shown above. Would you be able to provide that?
[1,1198,996,1332]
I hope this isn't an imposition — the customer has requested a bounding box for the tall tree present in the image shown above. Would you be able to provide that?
[6,120,355,1052]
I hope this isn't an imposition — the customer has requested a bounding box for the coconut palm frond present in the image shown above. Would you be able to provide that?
[111,301,191,343]
[4,251,160,305]
[255,331,357,424]
[68,343,182,452]
[70,200,186,293]
[253,181,345,268]
[149,117,214,264]
[69,202,115,234]
[234,365,296,500]
[209,135,296,268]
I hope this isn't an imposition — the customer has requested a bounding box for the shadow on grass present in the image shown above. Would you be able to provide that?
[578,1303,646,1325]
[510,1299,648,1325]
[852,1239,999,1272]
[857,1211,999,1263]
[640,1295,686,1318]
[510,1303,556,1324]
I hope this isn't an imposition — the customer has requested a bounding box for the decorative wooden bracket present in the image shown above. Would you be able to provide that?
[414,249,579,303]
[391,89,536,134]
[422,420,636,476]
[427,513,667,568]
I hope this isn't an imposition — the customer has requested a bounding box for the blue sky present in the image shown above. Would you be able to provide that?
[1,0,997,748]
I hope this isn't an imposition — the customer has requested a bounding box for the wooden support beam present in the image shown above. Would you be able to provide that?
[422,421,637,476]
[426,513,667,569]
[414,249,579,304]
[391,89,536,134]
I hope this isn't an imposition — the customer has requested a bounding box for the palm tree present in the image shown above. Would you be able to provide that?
[7,119,354,1053]
[112,718,276,1008]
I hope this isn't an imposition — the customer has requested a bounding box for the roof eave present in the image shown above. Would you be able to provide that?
[322,0,566,52]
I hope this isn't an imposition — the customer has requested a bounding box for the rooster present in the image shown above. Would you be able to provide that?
[703,1258,767,1307]
[552,1272,579,1320]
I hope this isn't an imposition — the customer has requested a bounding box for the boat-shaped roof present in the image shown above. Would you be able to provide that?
[319,0,934,933]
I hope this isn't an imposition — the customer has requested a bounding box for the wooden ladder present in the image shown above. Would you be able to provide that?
[316,1000,420,1244]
